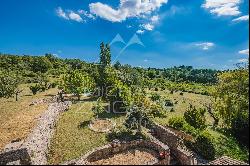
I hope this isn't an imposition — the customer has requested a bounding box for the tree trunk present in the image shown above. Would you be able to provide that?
[15,93,18,101]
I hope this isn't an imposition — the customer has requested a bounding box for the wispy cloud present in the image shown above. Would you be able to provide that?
[89,0,168,22]
[202,0,241,16]
[56,7,95,23]
[195,42,215,50]
[56,7,69,20]
[238,49,249,55]
[232,15,249,22]
[56,7,83,22]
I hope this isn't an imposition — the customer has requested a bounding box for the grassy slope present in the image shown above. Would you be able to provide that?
[48,90,248,163]
[0,84,57,150]
[150,90,249,162]
[48,98,125,164]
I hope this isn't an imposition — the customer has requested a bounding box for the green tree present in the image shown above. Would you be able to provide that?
[213,65,249,146]
[0,71,22,101]
[61,70,95,100]
[184,104,207,130]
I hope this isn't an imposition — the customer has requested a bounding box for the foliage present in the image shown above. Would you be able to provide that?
[61,70,95,100]
[29,84,41,95]
[150,93,161,101]
[184,104,207,130]
[168,116,198,136]
[213,66,249,146]
[0,70,22,100]
[193,131,216,160]
[168,116,186,130]
[92,97,105,118]
[108,80,132,112]
[124,106,150,132]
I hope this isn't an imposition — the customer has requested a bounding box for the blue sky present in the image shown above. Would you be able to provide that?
[0,0,249,69]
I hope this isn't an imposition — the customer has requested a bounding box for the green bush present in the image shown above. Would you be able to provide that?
[165,99,174,107]
[168,116,186,130]
[169,116,198,136]
[150,93,161,101]
[184,105,207,130]
[194,131,216,160]
[29,84,41,95]
[92,97,105,118]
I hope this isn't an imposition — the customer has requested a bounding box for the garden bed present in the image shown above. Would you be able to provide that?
[85,148,158,165]
[89,119,115,133]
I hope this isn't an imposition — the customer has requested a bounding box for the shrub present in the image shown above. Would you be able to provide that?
[150,93,161,102]
[165,99,174,107]
[180,92,184,95]
[148,104,166,118]
[92,97,105,118]
[154,87,158,91]
[194,131,216,160]
[29,84,41,95]
[168,116,186,130]
[170,108,175,112]
[184,105,207,130]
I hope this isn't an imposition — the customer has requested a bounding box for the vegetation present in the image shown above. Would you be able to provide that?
[184,104,207,130]
[0,44,248,163]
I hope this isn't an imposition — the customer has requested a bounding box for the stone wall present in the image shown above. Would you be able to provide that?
[64,139,170,165]
[151,123,197,165]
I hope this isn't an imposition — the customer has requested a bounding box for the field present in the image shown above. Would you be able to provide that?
[0,84,57,150]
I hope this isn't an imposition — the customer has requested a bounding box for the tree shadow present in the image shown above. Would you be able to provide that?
[97,105,125,119]
[78,120,91,129]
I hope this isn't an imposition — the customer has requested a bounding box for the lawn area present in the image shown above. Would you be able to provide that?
[48,98,125,164]
[0,84,58,150]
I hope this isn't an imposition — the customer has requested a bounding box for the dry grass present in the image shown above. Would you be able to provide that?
[0,84,57,150]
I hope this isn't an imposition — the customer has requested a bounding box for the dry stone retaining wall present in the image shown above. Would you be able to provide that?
[151,123,198,165]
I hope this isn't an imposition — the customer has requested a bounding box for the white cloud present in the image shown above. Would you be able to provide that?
[68,11,84,22]
[56,7,84,22]
[195,42,215,50]
[232,15,249,22]
[56,7,69,20]
[238,49,249,55]
[142,23,154,31]
[78,10,96,20]
[136,29,145,34]
[89,0,168,22]
[238,58,248,63]
[202,0,241,16]
[151,15,160,22]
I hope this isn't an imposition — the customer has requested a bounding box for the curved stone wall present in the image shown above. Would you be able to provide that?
[64,139,170,165]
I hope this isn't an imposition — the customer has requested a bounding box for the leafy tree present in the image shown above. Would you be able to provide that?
[124,106,150,133]
[184,104,207,130]
[213,65,249,146]
[61,70,95,100]
[193,131,216,160]
[30,56,52,73]
[108,80,132,112]
[0,71,22,101]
